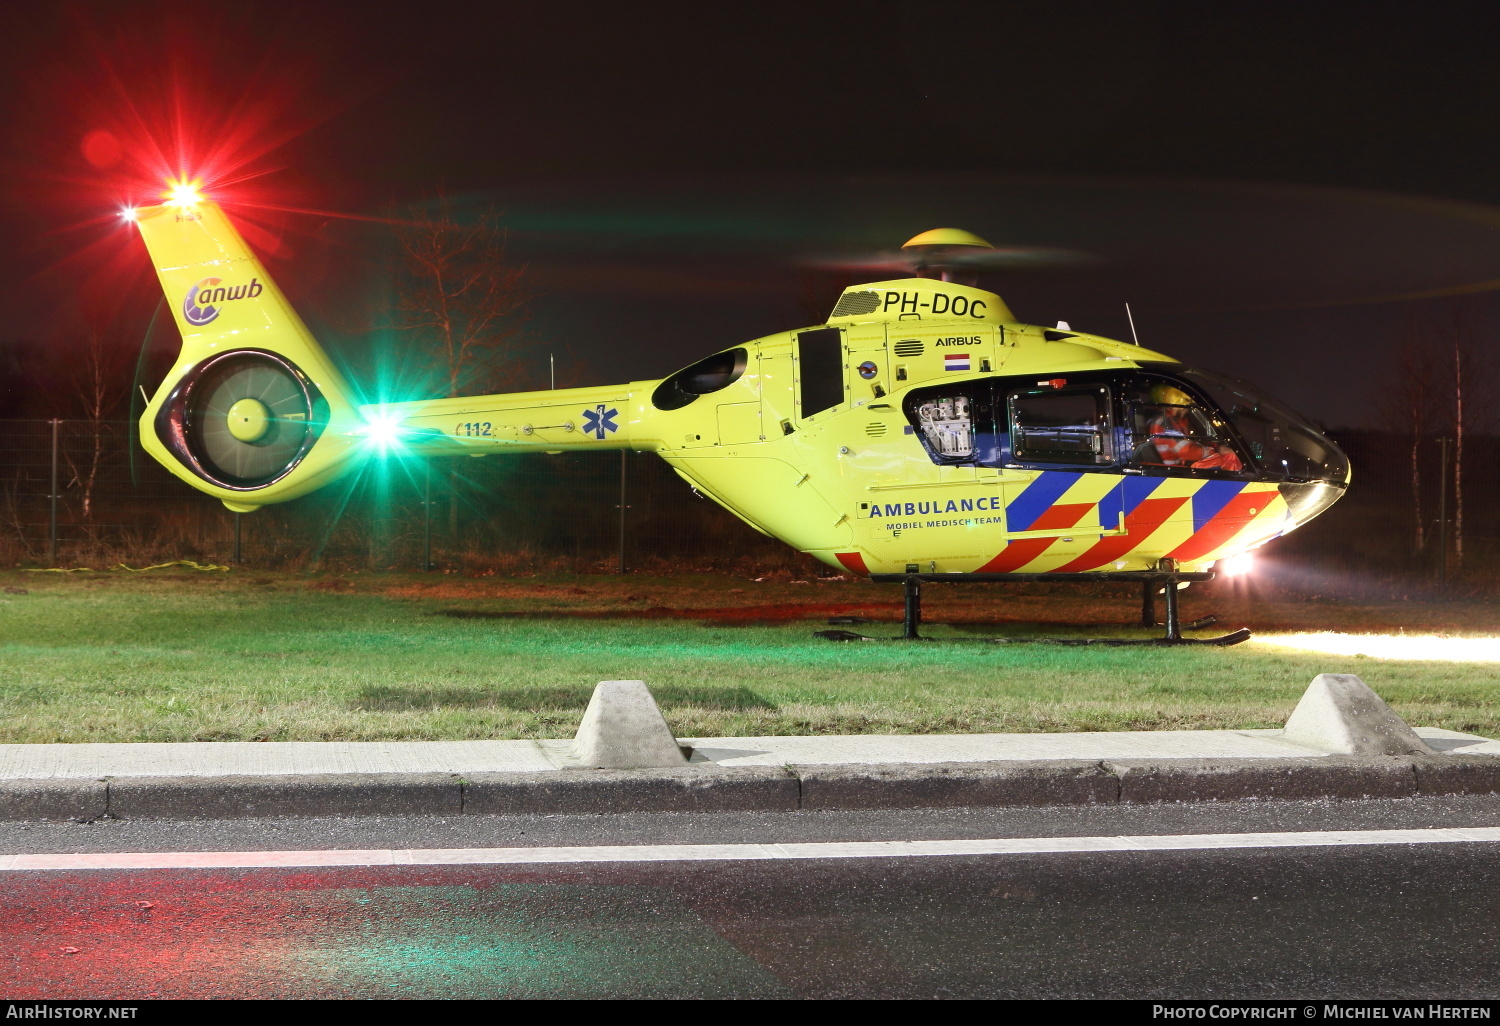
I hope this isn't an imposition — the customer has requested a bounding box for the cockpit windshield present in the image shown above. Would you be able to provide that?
[1176,368,1349,486]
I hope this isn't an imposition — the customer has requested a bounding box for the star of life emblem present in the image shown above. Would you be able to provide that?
[581,404,619,440]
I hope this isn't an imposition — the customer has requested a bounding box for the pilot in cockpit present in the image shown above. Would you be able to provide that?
[1137,384,1243,471]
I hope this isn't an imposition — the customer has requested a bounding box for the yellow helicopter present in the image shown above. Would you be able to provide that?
[127,183,1350,644]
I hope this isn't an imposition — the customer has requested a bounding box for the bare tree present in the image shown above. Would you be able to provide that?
[1452,307,1467,568]
[1377,310,1442,557]
[1435,300,1495,570]
[387,192,532,546]
[390,192,530,397]
[61,299,133,520]
[1379,297,1495,571]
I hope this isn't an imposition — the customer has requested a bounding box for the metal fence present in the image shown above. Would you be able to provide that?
[0,419,1495,590]
[0,419,800,573]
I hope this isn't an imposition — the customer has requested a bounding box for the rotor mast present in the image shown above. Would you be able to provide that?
[900,228,997,287]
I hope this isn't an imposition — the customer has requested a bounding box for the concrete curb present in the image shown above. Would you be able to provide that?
[104,774,465,821]
[7,755,1500,821]
[794,760,1118,810]
[1411,754,1500,797]
[1106,757,1418,803]
[1,779,109,822]
[463,766,798,815]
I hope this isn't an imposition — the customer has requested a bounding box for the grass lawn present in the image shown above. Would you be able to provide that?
[0,567,1497,743]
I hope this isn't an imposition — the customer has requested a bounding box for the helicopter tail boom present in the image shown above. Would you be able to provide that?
[362,383,644,455]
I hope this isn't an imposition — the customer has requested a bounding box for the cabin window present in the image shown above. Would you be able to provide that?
[651,348,748,411]
[903,384,1000,466]
[1008,387,1113,464]
[796,328,845,418]
[915,395,974,458]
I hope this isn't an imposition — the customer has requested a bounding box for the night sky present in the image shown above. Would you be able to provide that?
[5,0,1500,427]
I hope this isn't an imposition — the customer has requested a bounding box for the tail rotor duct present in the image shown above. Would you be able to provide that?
[156,349,328,490]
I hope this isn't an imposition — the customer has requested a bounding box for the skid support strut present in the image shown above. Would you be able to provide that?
[903,576,922,640]
[818,569,1250,646]
[1161,575,1182,641]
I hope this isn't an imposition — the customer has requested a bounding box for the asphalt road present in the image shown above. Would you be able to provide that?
[3,797,1500,999]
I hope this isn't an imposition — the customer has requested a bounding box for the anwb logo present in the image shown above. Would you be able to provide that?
[183,276,263,326]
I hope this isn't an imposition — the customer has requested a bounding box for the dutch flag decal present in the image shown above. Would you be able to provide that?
[944,353,971,372]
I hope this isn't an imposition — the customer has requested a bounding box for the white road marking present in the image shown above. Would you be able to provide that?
[2,827,1500,871]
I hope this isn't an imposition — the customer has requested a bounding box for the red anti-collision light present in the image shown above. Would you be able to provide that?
[163,179,205,208]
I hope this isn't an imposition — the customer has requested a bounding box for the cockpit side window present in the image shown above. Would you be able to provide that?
[1007,386,1114,465]
[1131,404,1244,471]
[1119,376,1248,475]
[1173,368,1349,485]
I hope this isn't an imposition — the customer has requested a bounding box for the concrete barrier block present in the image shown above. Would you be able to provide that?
[462,766,799,815]
[561,680,690,770]
[794,760,1118,810]
[105,774,464,819]
[0,779,109,821]
[1413,754,1500,796]
[1111,756,1417,803]
[1282,673,1436,756]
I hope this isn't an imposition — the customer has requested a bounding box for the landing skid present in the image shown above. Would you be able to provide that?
[815,628,1251,646]
[824,613,1220,630]
[814,569,1251,646]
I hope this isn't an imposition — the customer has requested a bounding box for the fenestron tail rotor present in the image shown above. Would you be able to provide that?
[157,350,328,489]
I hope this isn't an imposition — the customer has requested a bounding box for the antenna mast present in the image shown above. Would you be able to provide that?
[1125,303,1141,346]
